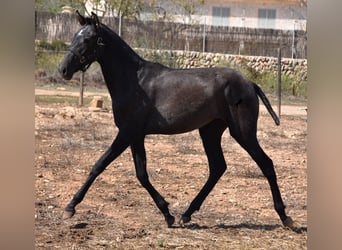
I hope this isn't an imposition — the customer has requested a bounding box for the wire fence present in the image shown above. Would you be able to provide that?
[35,11,307,59]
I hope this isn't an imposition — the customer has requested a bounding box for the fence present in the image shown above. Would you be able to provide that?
[35,11,307,59]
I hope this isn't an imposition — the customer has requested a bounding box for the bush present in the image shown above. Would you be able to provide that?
[218,58,307,98]
[36,39,68,52]
[35,49,106,87]
[137,49,177,68]
[35,51,64,75]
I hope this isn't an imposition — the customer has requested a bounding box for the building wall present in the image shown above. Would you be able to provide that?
[207,2,306,30]
[80,0,306,30]
[140,0,306,30]
[204,0,305,6]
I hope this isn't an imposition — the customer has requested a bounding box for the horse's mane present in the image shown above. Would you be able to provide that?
[99,23,144,63]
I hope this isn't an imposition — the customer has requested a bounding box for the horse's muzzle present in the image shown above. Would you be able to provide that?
[59,64,73,80]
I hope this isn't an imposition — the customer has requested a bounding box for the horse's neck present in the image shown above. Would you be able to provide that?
[98,30,143,98]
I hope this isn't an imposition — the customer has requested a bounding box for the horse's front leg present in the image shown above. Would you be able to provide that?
[181,121,227,224]
[63,132,130,219]
[131,137,175,227]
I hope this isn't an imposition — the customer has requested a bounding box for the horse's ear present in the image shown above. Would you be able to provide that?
[91,12,101,27]
[76,10,86,25]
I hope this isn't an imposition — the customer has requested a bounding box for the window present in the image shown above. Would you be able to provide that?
[258,9,276,29]
[212,7,230,26]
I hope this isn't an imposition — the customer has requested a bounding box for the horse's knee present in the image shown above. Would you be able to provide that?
[210,165,226,179]
[258,158,277,178]
[136,171,149,187]
[209,158,227,178]
[218,164,227,175]
[89,164,105,176]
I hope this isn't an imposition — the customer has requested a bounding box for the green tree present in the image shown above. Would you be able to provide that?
[107,0,143,18]
[171,0,205,16]
[35,0,205,20]
[35,0,84,13]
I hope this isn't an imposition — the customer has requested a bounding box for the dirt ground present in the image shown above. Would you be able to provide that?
[35,92,307,249]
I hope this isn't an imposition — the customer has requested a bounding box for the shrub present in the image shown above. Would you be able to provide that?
[36,39,68,52]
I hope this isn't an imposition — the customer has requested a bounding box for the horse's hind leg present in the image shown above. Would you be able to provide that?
[229,111,293,228]
[130,137,175,227]
[181,120,227,224]
[238,136,293,227]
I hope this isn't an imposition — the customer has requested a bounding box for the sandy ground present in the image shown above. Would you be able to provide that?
[35,90,307,249]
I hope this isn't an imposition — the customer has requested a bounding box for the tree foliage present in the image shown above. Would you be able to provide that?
[170,0,205,16]
[106,0,143,18]
[35,0,205,20]
[35,0,84,12]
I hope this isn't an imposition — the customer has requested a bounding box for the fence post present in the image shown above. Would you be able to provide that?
[277,47,282,119]
[118,11,122,37]
[79,71,84,106]
[202,17,206,52]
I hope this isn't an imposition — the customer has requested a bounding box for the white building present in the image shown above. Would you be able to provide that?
[83,0,307,31]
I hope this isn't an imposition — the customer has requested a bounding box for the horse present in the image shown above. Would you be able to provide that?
[59,11,293,229]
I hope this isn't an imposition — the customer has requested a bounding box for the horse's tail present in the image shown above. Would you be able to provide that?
[253,83,280,126]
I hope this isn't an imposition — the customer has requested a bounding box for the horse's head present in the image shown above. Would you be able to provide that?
[59,10,104,80]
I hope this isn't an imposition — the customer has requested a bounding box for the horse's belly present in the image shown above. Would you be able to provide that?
[144,104,222,135]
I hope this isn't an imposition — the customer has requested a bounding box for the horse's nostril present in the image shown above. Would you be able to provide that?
[59,66,70,79]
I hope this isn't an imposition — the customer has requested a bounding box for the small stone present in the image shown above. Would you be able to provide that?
[89,96,104,108]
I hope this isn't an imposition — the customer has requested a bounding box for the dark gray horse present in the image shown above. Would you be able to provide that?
[59,11,293,229]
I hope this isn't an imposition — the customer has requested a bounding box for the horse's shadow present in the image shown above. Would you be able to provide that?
[174,222,307,234]
[70,221,307,234]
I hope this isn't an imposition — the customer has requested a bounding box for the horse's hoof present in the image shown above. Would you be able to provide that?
[166,215,175,228]
[63,208,75,219]
[180,215,191,225]
[283,216,294,229]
